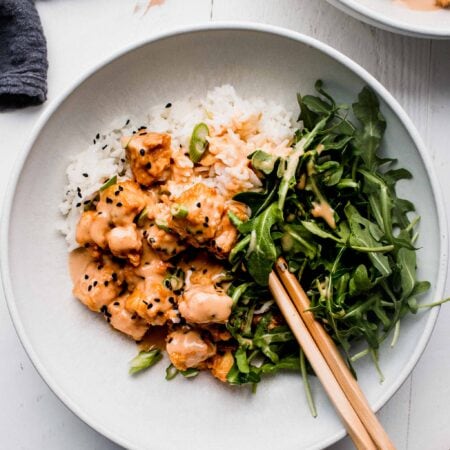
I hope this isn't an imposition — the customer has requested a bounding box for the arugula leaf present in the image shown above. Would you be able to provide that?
[344,203,392,277]
[250,150,279,175]
[352,87,386,171]
[244,203,282,286]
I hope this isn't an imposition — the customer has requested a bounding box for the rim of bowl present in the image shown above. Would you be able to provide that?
[1,22,447,450]
[329,0,450,39]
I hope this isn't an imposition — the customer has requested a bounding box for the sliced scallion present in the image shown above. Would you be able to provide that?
[171,203,189,219]
[189,123,209,163]
[129,348,162,375]
[99,175,117,192]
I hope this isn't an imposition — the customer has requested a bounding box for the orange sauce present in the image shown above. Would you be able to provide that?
[68,248,92,283]
[311,201,336,229]
[396,0,439,10]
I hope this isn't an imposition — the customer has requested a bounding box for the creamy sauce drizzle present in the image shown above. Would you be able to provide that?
[396,0,439,10]
[68,248,92,283]
[311,201,336,229]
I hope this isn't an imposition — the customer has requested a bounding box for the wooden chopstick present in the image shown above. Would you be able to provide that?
[268,272,376,450]
[274,257,395,450]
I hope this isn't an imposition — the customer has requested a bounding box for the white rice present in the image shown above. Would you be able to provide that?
[59,85,296,250]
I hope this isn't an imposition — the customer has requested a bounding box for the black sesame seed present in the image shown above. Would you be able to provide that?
[154,298,160,303]
[202,269,207,274]
[145,162,152,170]
[104,281,110,287]
[157,311,164,316]
[77,192,82,198]
[125,119,130,125]
[111,273,118,282]
[168,297,175,304]
[203,223,208,228]
[121,158,126,163]
[106,197,113,204]
[96,133,100,139]
[113,301,119,306]
[82,173,88,178]
[84,274,89,280]
[118,186,124,191]
[205,217,209,223]
[114,190,120,196]
[116,202,123,207]
[196,202,201,208]
[84,200,90,205]
[147,303,153,309]
[100,305,107,313]
[168,337,173,343]
[131,314,137,320]
[140,149,145,156]
[93,281,98,287]
[76,203,81,207]
[88,285,92,292]
[102,144,108,150]
[165,102,172,108]
[139,132,147,136]
[93,139,96,144]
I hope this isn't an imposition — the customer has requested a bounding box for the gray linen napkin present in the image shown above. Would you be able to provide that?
[0,0,48,109]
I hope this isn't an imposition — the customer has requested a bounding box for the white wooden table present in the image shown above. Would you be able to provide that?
[1,1,449,448]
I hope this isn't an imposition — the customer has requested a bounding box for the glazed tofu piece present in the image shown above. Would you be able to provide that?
[145,223,186,260]
[209,201,248,258]
[168,183,225,246]
[166,329,216,371]
[75,210,111,250]
[208,350,234,382]
[98,180,147,227]
[126,273,177,326]
[178,285,232,324]
[106,223,143,267]
[123,131,172,186]
[180,253,229,286]
[73,259,124,312]
[106,295,149,341]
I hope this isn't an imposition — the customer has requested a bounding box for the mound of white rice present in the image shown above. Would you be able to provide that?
[59,85,296,250]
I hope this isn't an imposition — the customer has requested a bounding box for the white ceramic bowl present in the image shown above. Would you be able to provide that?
[327,0,450,38]
[1,23,447,450]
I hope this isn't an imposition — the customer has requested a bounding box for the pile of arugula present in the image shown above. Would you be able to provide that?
[226,81,430,394]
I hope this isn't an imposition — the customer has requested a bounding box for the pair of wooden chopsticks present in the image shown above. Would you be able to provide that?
[269,257,395,450]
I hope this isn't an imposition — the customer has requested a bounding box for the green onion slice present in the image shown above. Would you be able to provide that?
[129,348,162,375]
[171,203,189,219]
[189,123,210,163]
[99,175,117,192]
